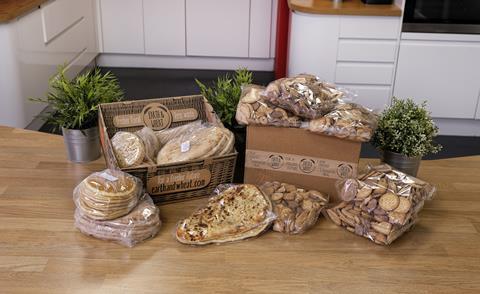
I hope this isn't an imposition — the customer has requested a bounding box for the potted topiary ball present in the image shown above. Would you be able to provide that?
[372,97,442,176]
[33,67,123,163]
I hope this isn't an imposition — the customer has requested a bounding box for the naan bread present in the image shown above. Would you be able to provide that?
[176,184,274,245]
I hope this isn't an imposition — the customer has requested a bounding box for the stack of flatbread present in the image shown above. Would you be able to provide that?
[176,184,274,245]
[157,125,235,165]
[74,169,142,220]
[75,194,161,247]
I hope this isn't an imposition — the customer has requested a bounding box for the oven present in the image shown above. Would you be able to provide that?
[403,0,480,34]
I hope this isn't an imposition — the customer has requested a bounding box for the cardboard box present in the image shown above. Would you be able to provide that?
[244,125,361,202]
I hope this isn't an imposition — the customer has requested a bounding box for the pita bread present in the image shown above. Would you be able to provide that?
[156,125,225,165]
[176,184,274,245]
[74,170,142,220]
[218,128,235,155]
[111,132,146,168]
[135,127,160,162]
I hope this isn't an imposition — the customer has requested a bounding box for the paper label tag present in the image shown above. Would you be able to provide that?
[141,103,173,131]
[245,149,357,180]
[99,171,118,182]
[180,141,190,153]
[147,169,211,195]
[112,106,198,129]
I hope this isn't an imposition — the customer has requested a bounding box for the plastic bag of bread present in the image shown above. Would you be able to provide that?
[135,127,161,163]
[324,164,435,245]
[73,169,143,220]
[263,74,346,119]
[259,181,328,234]
[111,131,146,168]
[156,123,234,165]
[304,103,379,142]
[175,183,276,245]
[74,194,161,247]
[235,84,302,128]
[154,120,203,146]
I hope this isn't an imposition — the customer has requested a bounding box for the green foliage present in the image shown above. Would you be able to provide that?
[195,68,253,127]
[32,67,123,130]
[372,98,442,157]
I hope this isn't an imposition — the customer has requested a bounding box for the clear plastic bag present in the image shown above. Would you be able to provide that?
[135,127,160,164]
[263,74,347,119]
[74,193,161,247]
[156,123,234,165]
[111,131,146,168]
[154,120,203,146]
[235,84,302,128]
[73,169,143,220]
[259,181,329,234]
[304,102,379,142]
[324,164,435,245]
[175,183,276,245]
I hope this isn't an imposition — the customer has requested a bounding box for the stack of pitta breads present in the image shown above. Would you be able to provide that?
[73,169,161,246]
[110,122,235,168]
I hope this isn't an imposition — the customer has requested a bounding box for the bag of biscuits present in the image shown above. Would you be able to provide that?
[75,193,161,247]
[259,181,329,234]
[303,103,379,142]
[235,84,302,128]
[262,74,347,119]
[324,164,435,245]
[156,123,235,165]
[73,169,143,221]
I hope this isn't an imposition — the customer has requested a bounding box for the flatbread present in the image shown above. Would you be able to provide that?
[176,184,274,245]
[111,132,146,168]
[135,127,160,162]
[218,128,235,155]
[156,126,225,164]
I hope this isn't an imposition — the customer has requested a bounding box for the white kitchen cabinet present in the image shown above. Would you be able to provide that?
[249,0,273,58]
[144,0,185,56]
[100,0,144,54]
[394,38,480,119]
[288,13,340,82]
[186,0,250,57]
[339,16,400,40]
[336,62,394,85]
[337,39,397,63]
[336,84,391,110]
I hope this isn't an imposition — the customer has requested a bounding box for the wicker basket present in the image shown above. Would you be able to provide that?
[98,95,237,204]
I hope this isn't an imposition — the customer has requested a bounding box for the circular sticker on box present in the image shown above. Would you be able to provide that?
[268,154,284,169]
[337,163,354,178]
[141,103,172,130]
[299,158,315,174]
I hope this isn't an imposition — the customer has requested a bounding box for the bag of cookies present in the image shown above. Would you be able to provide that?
[260,181,329,234]
[156,123,235,165]
[262,74,347,119]
[73,169,143,221]
[75,193,161,247]
[303,103,379,142]
[235,84,302,128]
[324,164,435,245]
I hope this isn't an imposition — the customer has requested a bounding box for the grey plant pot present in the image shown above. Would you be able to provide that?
[62,126,101,163]
[381,150,421,177]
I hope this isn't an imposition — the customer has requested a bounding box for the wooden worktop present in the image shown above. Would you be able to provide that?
[0,0,48,23]
[1,125,479,293]
[289,0,402,17]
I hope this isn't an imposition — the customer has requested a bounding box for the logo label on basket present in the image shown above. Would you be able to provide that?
[147,169,211,195]
[112,106,198,129]
[142,103,173,130]
[245,150,357,180]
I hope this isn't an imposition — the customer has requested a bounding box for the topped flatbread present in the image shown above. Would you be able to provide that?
[176,184,274,245]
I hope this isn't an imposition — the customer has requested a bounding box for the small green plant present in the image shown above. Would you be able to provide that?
[195,68,253,127]
[372,98,441,157]
[32,67,123,131]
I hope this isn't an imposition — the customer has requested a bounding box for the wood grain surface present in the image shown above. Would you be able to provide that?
[0,125,479,293]
[0,0,48,22]
[288,0,402,17]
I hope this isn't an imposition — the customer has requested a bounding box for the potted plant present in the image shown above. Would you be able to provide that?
[195,68,253,181]
[33,67,123,163]
[371,97,442,176]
